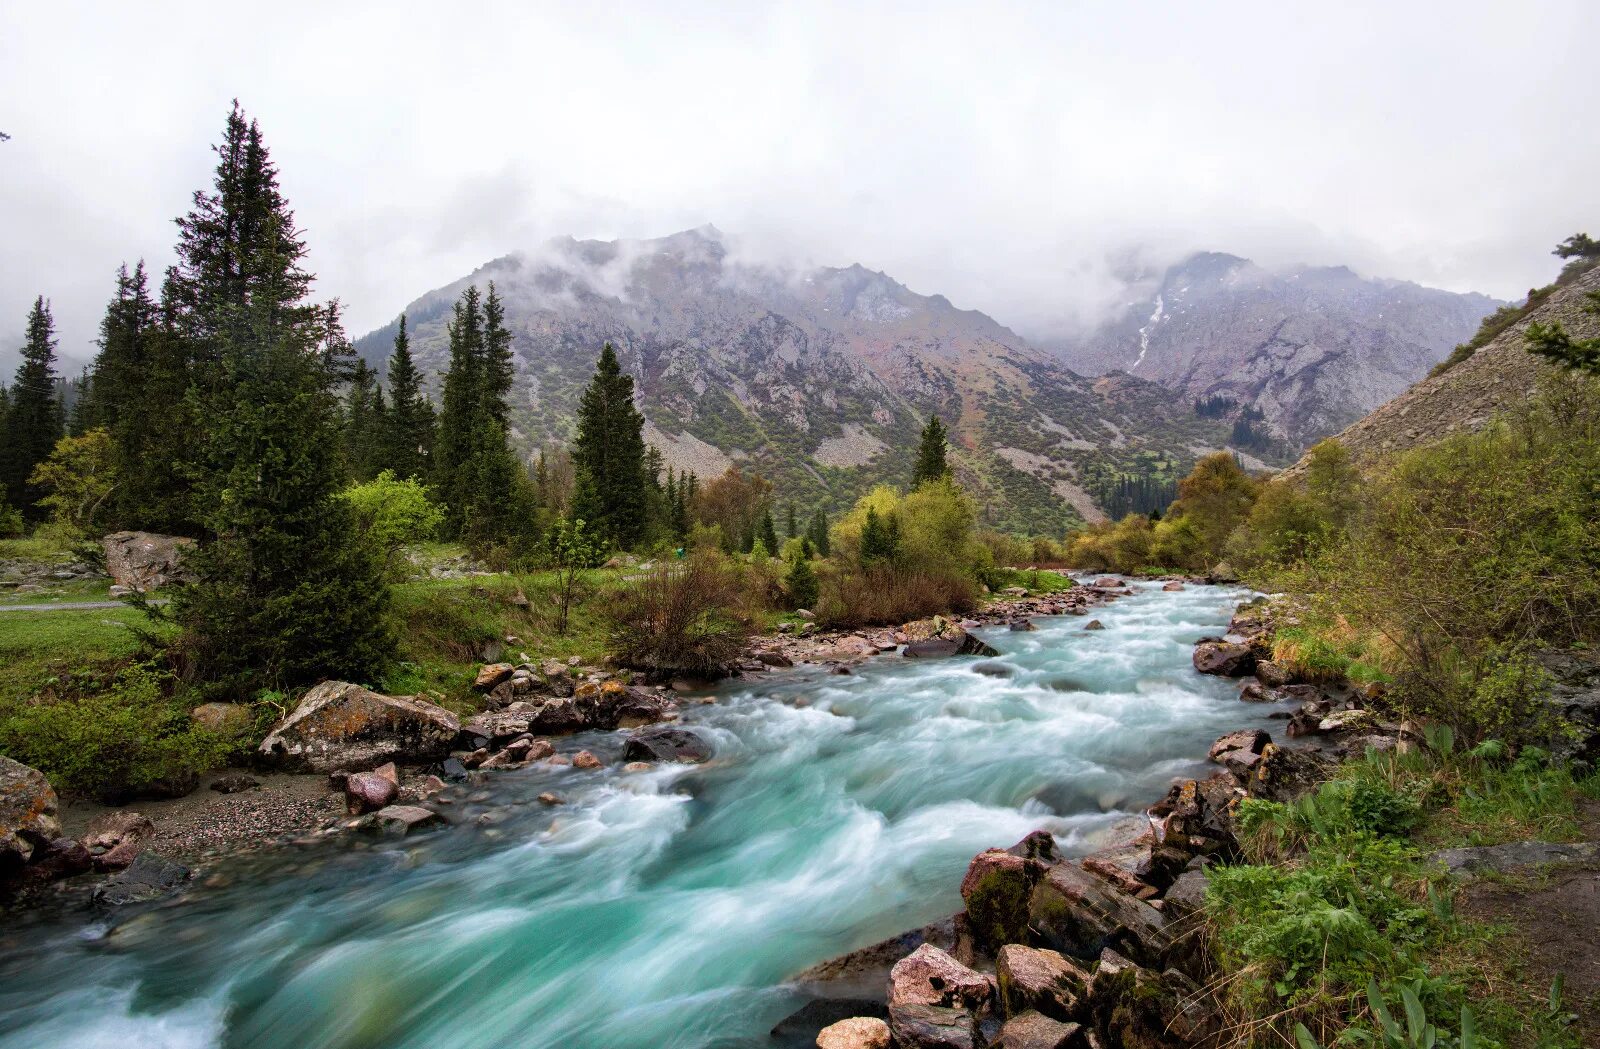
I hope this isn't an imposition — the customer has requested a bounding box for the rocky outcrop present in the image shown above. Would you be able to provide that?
[1281,261,1599,477]
[0,757,61,876]
[258,681,461,773]
[101,530,195,591]
[1433,841,1600,883]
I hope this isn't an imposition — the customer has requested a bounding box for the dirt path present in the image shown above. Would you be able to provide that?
[0,599,166,612]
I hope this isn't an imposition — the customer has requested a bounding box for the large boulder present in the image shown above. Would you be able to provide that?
[960,833,1058,949]
[623,725,713,764]
[1027,863,1172,968]
[258,681,461,773]
[990,1011,1087,1049]
[887,943,993,1011]
[0,756,61,875]
[101,531,194,591]
[904,630,1002,660]
[996,945,1087,1021]
[1192,641,1256,677]
[887,1004,980,1049]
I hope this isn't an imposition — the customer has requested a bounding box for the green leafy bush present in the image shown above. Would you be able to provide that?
[341,470,447,577]
[0,663,225,801]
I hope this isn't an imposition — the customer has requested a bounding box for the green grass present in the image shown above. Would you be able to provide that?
[385,569,627,706]
[0,606,159,709]
[1209,738,1592,1048]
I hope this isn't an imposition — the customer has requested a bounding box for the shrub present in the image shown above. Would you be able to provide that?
[814,563,978,628]
[0,663,226,801]
[28,428,117,532]
[340,470,447,577]
[606,552,751,676]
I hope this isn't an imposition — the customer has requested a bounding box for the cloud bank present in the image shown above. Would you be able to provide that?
[2,0,1596,371]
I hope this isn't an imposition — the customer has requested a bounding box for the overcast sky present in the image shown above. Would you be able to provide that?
[3,0,1596,371]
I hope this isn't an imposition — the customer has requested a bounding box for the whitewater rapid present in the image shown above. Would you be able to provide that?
[0,580,1267,1049]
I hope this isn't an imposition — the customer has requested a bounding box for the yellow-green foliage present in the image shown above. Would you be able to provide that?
[1065,452,1259,573]
[340,470,446,573]
[1285,375,1600,741]
[1227,440,1360,577]
[28,427,117,531]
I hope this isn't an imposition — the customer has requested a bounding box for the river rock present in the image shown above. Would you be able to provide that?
[1027,862,1172,968]
[989,1011,1086,1048]
[1254,660,1297,687]
[92,851,190,907]
[344,771,399,814]
[1207,729,1268,763]
[373,804,444,836]
[887,943,993,1011]
[1091,577,1122,588]
[474,663,516,690]
[1082,620,1104,631]
[1318,708,1377,733]
[1,756,61,874]
[210,774,260,794]
[996,945,1087,1020]
[1192,641,1256,677]
[1247,742,1338,803]
[1159,869,1210,921]
[572,750,604,770]
[903,630,1001,659]
[961,847,1049,949]
[973,661,1013,678]
[816,1016,892,1049]
[259,681,461,772]
[84,809,154,871]
[24,836,94,882]
[887,1003,979,1049]
[623,725,713,764]
[101,530,194,590]
[1161,581,1185,592]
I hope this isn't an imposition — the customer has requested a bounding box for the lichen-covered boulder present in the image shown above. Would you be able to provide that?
[1027,863,1172,968]
[990,1010,1087,1049]
[0,756,61,874]
[996,945,1088,1021]
[259,681,460,773]
[101,530,195,590]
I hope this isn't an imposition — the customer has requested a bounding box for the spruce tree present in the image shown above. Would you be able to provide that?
[117,268,202,532]
[570,343,648,547]
[2,297,63,514]
[481,282,514,430]
[912,414,951,488]
[807,509,830,557]
[758,508,779,554]
[167,102,393,692]
[343,357,383,480]
[382,314,435,480]
[785,503,797,539]
[434,285,484,531]
[859,506,898,565]
[84,262,155,435]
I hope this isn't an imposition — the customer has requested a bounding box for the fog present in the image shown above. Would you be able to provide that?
[2,0,1596,372]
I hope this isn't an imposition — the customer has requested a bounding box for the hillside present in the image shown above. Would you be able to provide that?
[355,228,1270,532]
[1281,260,1600,478]
[1052,252,1502,448]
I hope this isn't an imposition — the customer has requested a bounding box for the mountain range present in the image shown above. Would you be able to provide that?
[1048,252,1502,445]
[354,228,1497,530]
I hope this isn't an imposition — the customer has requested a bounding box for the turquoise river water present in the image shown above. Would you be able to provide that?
[0,580,1269,1049]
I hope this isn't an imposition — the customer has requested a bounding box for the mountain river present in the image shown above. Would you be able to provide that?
[0,580,1270,1049]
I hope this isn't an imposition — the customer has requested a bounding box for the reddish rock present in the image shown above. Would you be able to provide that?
[83,809,152,871]
[345,771,399,814]
[887,943,993,1011]
[990,1010,1087,1048]
[572,750,604,770]
[995,944,1088,1021]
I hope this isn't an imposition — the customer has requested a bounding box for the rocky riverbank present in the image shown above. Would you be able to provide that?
[782,592,1418,1049]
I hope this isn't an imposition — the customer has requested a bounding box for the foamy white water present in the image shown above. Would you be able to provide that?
[0,581,1271,1049]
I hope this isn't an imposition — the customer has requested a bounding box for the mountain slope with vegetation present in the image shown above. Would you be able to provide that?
[354,228,1266,532]
[1281,258,1600,479]
[1053,252,1502,448]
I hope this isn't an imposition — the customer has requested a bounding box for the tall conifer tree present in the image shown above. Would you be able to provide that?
[382,314,435,480]
[570,343,647,548]
[2,297,63,513]
[912,414,951,489]
[167,102,393,691]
